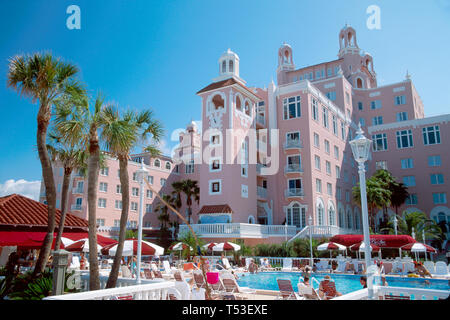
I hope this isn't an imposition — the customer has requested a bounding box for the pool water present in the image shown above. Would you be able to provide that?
[236,272,450,295]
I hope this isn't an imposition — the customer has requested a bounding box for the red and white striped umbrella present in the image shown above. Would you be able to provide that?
[317,242,347,251]
[169,242,193,251]
[203,242,218,251]
[212,242,241,252]
[350,242,381,252]
[101,239,164,256]
[65,238,103,253]
[400,242,437,253]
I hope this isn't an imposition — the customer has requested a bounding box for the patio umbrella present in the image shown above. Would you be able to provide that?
[101,238,164,256]
[400,242,437,261]
[212,242,241,252]
[65,238,103,253]
[350,242,381,260]
[317,242,347,258]
[202,242,218,251]
[169,242,193,251]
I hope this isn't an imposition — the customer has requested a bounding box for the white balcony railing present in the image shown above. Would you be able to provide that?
[333,286,450,300]
[287,225,357,242]
[257,186,268,199]
[284,164,303,173]
[284,139,303,149]
[284,188,304,197]
[71,204,82,211]
[179,223,297,239]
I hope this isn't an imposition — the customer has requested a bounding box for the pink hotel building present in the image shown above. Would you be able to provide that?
[40,26,450,246]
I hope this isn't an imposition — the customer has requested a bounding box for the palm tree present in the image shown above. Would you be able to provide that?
[7,53,84,276]
[381,211,443,242]
[154,194,174,230]
[100,105,163,289]
[54,92,106,290]
[389,182,409,216]
[353,175,391,231]
[47,131,87,251]
[179,179,200,224]
[171,181,184,228]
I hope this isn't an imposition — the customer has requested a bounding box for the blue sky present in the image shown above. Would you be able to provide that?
[0,0,449,197]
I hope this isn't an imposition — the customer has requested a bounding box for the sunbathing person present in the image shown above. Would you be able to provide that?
[413,261,433,278]
[262,258,272,269]
[318,275,342,299]
[298,276,319,300]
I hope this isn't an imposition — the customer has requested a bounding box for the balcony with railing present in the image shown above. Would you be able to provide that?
[284,163,303,174]
[284,188,304,198]
[71,204,82,211]
[284,139,303,150]
[257,186,268,199]
[178,223,297,239]
[72,187,84,194]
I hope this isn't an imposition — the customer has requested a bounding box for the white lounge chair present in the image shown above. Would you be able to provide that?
[174,278,191,300]
[163,260,177,274]
[334,260,347,273]
[282,258,293,271]
[121,265,132,278]
[423,261,435,274]
[434,261,450,278]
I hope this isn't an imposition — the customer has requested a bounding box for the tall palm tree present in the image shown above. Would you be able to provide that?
[7,53,84,276]
[47,131,87,251]
[54,92,106,290]
[171,181,184,230]
[179,179,200,224]
[154,194,174,230]
[353,175,391,231]
[100,105,163,289]
[389,182,409,216]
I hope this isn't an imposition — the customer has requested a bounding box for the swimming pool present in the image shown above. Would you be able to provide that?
[236,272,450,295]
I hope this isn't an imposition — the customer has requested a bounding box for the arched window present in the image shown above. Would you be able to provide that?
[165,162,171,170]
[222,60,227,73]
[437,212,447,223]
[284,50,290,63]
[347,210,353,229]
[287,203,306,228]
[356,78,363,89]
[354,211,360,230]
[229,60,233,73]
[236,95,242,111]
[154,159,160,167]
[212,94,224,110]
[339,208,344,228]
[244,100,251,116]
[328,205,336,226]
[317,203,324,226]
[248,215,255,224]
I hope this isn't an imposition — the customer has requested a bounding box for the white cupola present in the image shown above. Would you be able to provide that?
[277,43,295,71]
[213,49,245,84]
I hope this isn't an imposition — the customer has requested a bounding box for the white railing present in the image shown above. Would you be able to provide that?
[284,164,303,174]
[77,273,166,291]
[334,286,450,300]
[72,187,84,194]
[179,223,297,239]
[71,204,82,211]
[257,186,268,198]
[287,225,357,242]
[44,281,175,300]
[284,188,304,197]
[284,139,303,149]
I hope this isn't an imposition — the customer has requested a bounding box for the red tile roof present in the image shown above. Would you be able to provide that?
[0,194,88,229]
[196,77,263,100]
[198,204,233,214]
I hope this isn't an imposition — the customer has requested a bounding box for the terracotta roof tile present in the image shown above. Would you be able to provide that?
[198,204,233,214]
[0,194,88,229]
[196,78,263,100]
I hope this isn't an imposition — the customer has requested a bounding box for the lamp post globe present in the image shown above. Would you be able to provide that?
[135,160,148,284]
[350,124,374,299]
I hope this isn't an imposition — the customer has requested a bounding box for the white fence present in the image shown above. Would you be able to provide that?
[288,225,358,242]
[334,286,450,300]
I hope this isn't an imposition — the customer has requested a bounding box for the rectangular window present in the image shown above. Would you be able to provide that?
[327,68,332,77]
[99,182,107,192]
[100,167,109,176]
[423,126,441,145]
[314,155,321,171]
[312,98,319,121]
[114,220,120,227]
[396,130,414,149]
[336,166,341,179]
[288,179,302,191]
[332,115,338,135]
[403,176,416,187]
[372,133,388,151]
[146,189,153,198]
[146,204,152,213]
[394,95,406,105]
[428,155,441,167]
[359,118,365,127]
[372,116,383,126]
[396,112,408,122]
[345,190,350,203]
[337,187,342,200]
[322,107,329,128]
[345,92,350,104]
[210,158,221,171]
[313,132,320,148]
[326,161,331,175]
[283,96,301,119]
[326,91,336,101]
[147,175,154,184]
[334,146,339,159]
[116,184,122,194]
[340,121,345,140]
[371,100,382,110]
[376,161,388,170]
[211,181,221,194]
[324,140,330,154]
[358,102,363,111]
[401,158,414,169]
[131,202,138,211]
[132,172,137,181]
[433,193,447,204]
[211,134,221,145]
[316,179,322,193]
[344,170,349,182]
[98,198,107,208]
[185,159,195,174]
[96,219,105,227]
[160,178,167,186]
[115,200,122,210]
[132,187,139,196]
[405,194,418,205]
[430,174,444,185]
[327,183,333,196]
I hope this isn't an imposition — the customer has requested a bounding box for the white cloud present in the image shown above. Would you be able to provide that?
[0,179,42,201]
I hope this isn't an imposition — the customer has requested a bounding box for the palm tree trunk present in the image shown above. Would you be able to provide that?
[87,131,100,290]
[33,104,57,277]
[54,166,72,251]
[106,156,129,288]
